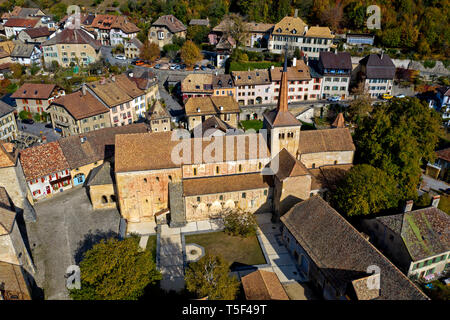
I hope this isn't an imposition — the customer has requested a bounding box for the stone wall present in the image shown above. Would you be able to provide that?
[273,175,311,218]
[182,158,269,179]
[299,150,354,169]
[0,164,27,210]
[89,184,117,210]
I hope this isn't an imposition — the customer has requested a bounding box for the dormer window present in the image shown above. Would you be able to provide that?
[292,29,297,34]
[277,28,282,33]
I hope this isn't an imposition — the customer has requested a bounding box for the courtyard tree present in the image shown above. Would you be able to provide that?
[69,236,161,300]
[139,41,160,62]
[332,164,399,217]
[180,40,203,67]
[354,97,441,201]
[185,254,239,300]
[222,209,257,237]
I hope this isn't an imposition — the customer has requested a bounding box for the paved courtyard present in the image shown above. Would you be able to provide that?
[25,187,121,300]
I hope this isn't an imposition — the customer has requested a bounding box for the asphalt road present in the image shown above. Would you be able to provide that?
[17,120,61,143]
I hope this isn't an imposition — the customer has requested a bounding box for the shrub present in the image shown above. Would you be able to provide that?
[423,60,436,69]
[222,209,257,237]
[19,110,31,120]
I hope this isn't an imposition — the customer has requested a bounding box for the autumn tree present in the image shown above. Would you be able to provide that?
[185,254,239,300]
[180,40,203,67]
[139,41,160,62]
[332,164,399,217]
[347,82,372,123]
[222,13,248,47]
[354,97,442,201]
[69,236,161,300]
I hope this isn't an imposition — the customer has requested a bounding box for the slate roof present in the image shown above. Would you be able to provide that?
[86,161,115,186]
[182,172,269,196]
[50,90,109,120]
[189,18,209,26]
[359,53,396,79]
[43,28,101,51]
[376,207,450,261]
[272,148,309,180]
[298,128,355,154]
[10,42,36,58]
[319,52,352,70]
[232,70,271,86]
[185,96,240,117]
[281,196,429,300]
[115,132,270,172]
[20,141,69,180]
[241,270,289,300]
[152,15,186,33]
[212,74,234,89]
[0,100,14,118]
[11,83,56,100]
[57,123,148,169]
[0,187,15,235]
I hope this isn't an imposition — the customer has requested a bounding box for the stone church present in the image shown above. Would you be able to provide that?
[113,58,355,228]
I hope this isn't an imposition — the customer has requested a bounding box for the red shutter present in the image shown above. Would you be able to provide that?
[41,177,44,183]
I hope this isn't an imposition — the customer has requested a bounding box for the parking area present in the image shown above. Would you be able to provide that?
[17,119,61,143]
[25,187,121,300]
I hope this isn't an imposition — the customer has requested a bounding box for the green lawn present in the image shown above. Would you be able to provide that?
[145,235,157,262]
[185,231,266,268]
[240,120,263,132]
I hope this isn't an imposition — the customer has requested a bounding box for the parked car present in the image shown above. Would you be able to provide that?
[134,60,145,66]
[180,64,186,70]
[207,64,215,69]
[327,96,341,102]
[395,94,406,98]
[201,65,207,71]
[194,65,200,70]
[154,64,161,69]
[22,119,34,124]
[169,64,177,70]
[115,54,126,60]
[382,93,393,100]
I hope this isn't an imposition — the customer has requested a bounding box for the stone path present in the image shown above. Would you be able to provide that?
[158,225,185,292]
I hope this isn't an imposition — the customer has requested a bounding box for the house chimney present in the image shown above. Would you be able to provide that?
[111,75,115,82]
[380,51,384,59]
[271,65,274,70]
[432,195,440,208]
[404,200,413,213]
[129,72,133,78]
[294,9,298,18]
[292,57,297,67]
[82,83,86,96]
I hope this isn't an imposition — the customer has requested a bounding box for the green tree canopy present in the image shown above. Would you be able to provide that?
[70,236,161,300]
[185,254,239,300]
[332,164,399,217]
[354,97,441,201]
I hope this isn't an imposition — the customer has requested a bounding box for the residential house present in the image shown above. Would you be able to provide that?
[232,69,272,106]
[17,26,51,44]
[318,52,352,99]
[346,33,375,46]
[184,95,240,130]
[426,148,450,181]
[0,41,15,64]
[4,18,40,38]
[1,6,45,23]
[11,83,65,115]
[0,187,35,284]
[212,74,235,98]
[90,15,140,46]
[124,38,143,59]
[57,124,148,187]
[148,100,171,132]
[189,18,210,27]
[181,73,213,102]
[0,101,17,142]
[436,86,450,110]
[10,42,41,66]
[149,15,187,49]
[126,69,159,107]
[357,53,395,98]
[215,35,235,68]
[42,28,102,68]
[241,270,289,300]
[268,14,334,59]
[20,141,72,201]
[245,22,274,48]
[85,161,116,210]
[191,115,236,137]
[361,198,450,282]
[269,58,322,103]
[47,87,111,137]
[86,75,145,126]
[280,196,429,300]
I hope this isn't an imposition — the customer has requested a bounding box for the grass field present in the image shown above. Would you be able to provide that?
[240,120,263,132]
[145,235,157,262]
[185,231,266,268]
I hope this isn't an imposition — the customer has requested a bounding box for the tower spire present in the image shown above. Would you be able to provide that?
[277,46,289,112]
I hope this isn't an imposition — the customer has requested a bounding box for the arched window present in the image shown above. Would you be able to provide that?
[156,176,160,182]
[144,178,147,183]
[168,175,172,181]
[101,196,108,204]
[238,164,242,172]
[110,195,116,202]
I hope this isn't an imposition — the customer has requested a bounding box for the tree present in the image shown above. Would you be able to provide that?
[347,82,372,123]
[222,209,257,237]
[223,13,248,47]
[187,25,210,44]
[69,236,161,300]
[180,40,203,67]
[185,254,239,300]
[49,3,68,22]
[332,164,399,217]
[19,110,31,120]
[354,98,442,201]
[139,41,160,62]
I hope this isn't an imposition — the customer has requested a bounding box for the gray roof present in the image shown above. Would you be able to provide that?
[0,100,14,118]
[152,15,186,33]
[86,162,115,186]
[11,42,36,58]
[43,28,101,51]
[319,51,352,70]
[359,53,396,79]
[281,196,428,300]
[189,18,209,26]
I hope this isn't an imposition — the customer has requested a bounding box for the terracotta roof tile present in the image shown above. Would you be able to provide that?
[50,90,109,120]
[241,270,289,300]
[298,128,355,154]
[185,96,240,116]
[181,73,213,93]
[4,18,39,28]
[11,83,57,100]
[272,148,309,180]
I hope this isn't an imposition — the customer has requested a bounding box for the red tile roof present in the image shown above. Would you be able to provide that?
[11,83,57,100]
[4,18,39,28]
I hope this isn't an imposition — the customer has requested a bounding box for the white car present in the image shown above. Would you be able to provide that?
[327,96,341,102]
[169,64,178,70]
[115,54,126,60]
[395,94,406,98]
